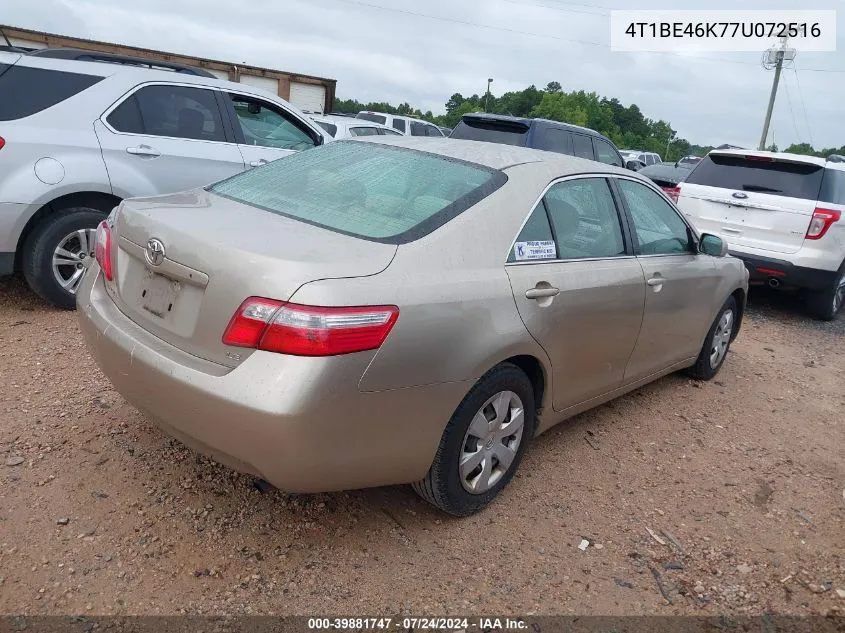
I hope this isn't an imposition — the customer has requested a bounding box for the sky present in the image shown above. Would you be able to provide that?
[4,0,845,149]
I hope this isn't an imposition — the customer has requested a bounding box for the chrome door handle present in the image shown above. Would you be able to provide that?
[126,145,160,157]
[525,287,560,299]
[249,159,269,168]
[647,277,664,287]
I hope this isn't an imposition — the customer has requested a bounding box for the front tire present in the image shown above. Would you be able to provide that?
[22,208,107,309]
[412,363,535,516]
[805,267,845,321]
[686,296,737,381]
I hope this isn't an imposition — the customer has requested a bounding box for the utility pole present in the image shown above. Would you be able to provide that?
[758,37,795,151]
[666,133,676,161]
[485,78,493,112]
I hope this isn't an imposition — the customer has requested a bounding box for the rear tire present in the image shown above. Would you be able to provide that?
[22,207,107,309]
[686,296,737,381]
[412,363,535,516]
[805,267,845,321]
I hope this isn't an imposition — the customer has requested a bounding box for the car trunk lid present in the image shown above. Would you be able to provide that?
[107,188,397,368]
[678,152,824,254]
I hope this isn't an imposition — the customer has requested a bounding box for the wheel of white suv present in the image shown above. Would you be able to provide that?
[806,266,845,321]
[22,208,107,309]
[412,363,535,516]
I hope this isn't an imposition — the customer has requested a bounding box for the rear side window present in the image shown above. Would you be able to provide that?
[572,134,594,160]
[349,126,380,137]
[410,121,431,136]
[108,85,225,142]
[392,119,406,133]
[544,178,625,259]
[685,155,824,200]
[314,121,338,137]
[210,141,506,243]
[357,113,387,125]
[534,129,573,155]
[819,168,845,205]
[450,119,529,147]
[0,65,103,121]
[380,128,402,136]
[508,205,556,263]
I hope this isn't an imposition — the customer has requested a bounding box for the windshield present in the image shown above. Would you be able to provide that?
[685,154,824,199]
[210,141,506,243]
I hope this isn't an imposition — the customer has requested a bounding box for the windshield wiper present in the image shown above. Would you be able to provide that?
[742,184,781,193]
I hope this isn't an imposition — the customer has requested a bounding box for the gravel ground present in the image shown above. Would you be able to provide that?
[1,274,843,616]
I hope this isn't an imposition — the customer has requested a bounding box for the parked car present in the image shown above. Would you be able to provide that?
[78,136,748,516]
[0,48,328,308]
[311,114,402,139]
[356,111,445,137]
[450,113,643,171]
[438,126,452,136]
[621,150,662,166]
[639,163,693,202]
[678,150,845,320]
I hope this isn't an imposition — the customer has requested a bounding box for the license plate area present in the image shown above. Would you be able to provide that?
[140,269,181,319]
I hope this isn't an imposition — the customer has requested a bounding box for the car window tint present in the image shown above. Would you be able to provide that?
[543,179,625,259]
[572,134,594,160]
[685,154,824,199]
[449,119,529,147]
[380,128,402,136]
[230,95,316,150]
[392,119,406,133]
[349,126,380,137]
[594,138,622,167]
[534,129,573,155]
[425,125,442,137]
[314,121,338,137]
[819,168,845,205]
[617,178,692,255]
[116,85,225,142]
[507,205,556,263]
[357,113,387,125]
[0,65,103,121]
[410,121,430,136]
[210,141,505,243]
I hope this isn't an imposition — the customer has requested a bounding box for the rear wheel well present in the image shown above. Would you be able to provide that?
[502,355,546,414]
[14,192,122,271]
[730,288,746,340]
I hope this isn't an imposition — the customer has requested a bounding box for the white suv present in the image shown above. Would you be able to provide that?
[355,111,445,137]
[677,150,845,320]
[0,48,328,308]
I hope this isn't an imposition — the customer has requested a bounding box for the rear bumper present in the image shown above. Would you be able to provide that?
[77,265,468,493]
[729,251,838,291]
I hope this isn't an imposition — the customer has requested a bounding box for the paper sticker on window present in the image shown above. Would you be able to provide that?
[514,240,556,261]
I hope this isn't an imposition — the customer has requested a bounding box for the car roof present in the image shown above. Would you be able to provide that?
[358,111,429,123]
[350,136,634,175]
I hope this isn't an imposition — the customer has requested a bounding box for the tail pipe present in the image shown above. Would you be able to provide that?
[768,277,780,288]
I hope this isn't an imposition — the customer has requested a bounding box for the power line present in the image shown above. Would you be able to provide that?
[326,0,845,73]
[781,72,802,143]
[792,66,814,147]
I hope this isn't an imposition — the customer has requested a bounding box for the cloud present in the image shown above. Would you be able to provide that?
[4,0,844,148]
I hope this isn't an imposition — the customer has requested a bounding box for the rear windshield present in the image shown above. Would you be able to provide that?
[0,64,103,121]
[450,119,529,147]
[209,141,506,244]
[357,113,387,125]
[314,121,338,137]
[685,154,824,200]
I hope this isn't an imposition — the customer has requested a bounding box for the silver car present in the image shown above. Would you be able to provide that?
[77,137,748,516]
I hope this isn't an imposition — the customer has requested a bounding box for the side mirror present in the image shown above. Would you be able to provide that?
[625,160,641,171]
[700,233,728,257]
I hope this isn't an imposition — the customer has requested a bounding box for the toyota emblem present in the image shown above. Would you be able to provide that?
[145,238,166,266]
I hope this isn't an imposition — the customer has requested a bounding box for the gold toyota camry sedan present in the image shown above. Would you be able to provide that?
[78,137,748,516]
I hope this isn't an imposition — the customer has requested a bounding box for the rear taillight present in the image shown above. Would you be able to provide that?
[94,220,113,281]
[805,208,841,240]
[0,136,5,151]
[663,186,681,203]
[222,297,399,357]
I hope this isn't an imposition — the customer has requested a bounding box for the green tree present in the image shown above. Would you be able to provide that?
[530,92,588,127]
[545,81,562,93]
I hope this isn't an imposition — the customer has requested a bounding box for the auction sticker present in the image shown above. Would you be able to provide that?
[514,240,556,261]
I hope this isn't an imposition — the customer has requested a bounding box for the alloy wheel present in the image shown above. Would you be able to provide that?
[709,309,734,369]
[52,228,96,295]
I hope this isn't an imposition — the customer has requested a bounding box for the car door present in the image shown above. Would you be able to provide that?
[223,92,320,168]
[95,83,246,197]
[593,137,624,168]
[614,176,721,381]
[505,177,646,412]
[571,134,595,161]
